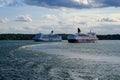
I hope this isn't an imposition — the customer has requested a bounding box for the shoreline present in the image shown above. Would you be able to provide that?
[0,34,120,40]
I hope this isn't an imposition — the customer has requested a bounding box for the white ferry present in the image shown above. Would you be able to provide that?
[33,30,62,42]
[68,28,98,43]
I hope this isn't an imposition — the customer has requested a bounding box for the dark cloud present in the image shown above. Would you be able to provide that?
[24,0,91,9]
[24,0,120,9]
[0,0,24,7]
[8,0,25,7]
[94,0,120,7]
[1,0,120,9]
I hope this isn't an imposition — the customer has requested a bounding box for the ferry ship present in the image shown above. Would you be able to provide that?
[68,28,98,43]
[33,30,62,42]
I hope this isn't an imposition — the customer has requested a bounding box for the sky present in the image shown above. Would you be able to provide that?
[0,0,120,34]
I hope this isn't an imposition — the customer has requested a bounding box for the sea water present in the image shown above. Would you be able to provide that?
[0,40,120,80]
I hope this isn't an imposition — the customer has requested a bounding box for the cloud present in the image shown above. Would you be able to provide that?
[41,26,53,30]
[93,24,120,34]
[0,18,9,23]
[15,15,32,22]
[93,0,120,7]
[98,17,118,22]
[24,0,90,9]
[1,0,120,9]
[0,0,24,7]
[42,14,58,21]
[24,0,120,9]
[78,21,87,25]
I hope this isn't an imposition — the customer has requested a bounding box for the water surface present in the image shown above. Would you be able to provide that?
[0,40,120,80]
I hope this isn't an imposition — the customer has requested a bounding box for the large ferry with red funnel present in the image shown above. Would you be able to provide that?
[67,28,98,43]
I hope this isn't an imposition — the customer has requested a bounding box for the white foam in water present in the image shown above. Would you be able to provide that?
[68,53,120,63]
[24,42,120,63]
[22,42,120,80]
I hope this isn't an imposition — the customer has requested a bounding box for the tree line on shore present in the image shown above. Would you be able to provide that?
[0,34,120,40]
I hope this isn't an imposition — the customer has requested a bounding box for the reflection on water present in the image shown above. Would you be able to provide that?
[27,40,120,63]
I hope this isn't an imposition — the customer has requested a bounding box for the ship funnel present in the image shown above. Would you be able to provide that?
[78,28,81,33]
[51,30,54,34]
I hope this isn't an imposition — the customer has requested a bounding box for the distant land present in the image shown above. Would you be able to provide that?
[0,34,120,40]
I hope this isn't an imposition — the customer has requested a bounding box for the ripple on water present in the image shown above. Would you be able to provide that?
[0,40,120,80]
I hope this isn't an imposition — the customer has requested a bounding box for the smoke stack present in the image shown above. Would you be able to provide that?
[78,28,81,33]
[51,30,54,34]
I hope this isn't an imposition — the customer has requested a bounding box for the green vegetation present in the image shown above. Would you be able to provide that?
[0,34,120,40]
[97,34,120,40]
[0,34,35,40]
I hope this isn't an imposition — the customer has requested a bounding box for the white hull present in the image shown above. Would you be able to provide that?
[33,33,62,42]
